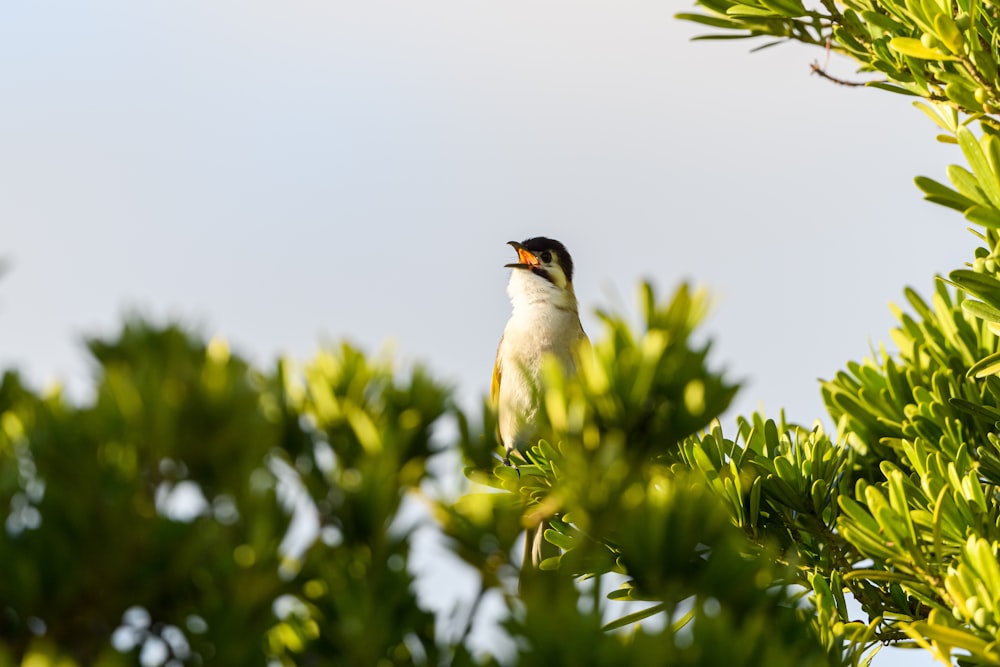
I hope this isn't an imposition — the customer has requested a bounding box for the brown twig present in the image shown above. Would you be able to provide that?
[810,61,870,87]
[811,36,880,87]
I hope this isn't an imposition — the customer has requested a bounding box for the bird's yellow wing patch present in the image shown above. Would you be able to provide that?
[490,336,503,407]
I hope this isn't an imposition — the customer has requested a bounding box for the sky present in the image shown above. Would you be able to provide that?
[0,2,975,665]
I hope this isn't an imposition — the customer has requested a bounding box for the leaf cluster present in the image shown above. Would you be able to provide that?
[0,323,450,666]
[442,285,837,666]
[8,265,1000,666]
[817,245,1000,663]
[447,232,1000,665]
[679,0,1000,118]
[672,4,1000,659]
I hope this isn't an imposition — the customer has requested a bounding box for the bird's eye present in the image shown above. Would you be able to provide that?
[540,250,552,263]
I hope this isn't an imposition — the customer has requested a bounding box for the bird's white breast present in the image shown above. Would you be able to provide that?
[497,271,586,453]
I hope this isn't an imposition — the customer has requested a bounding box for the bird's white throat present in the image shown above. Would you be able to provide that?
[506,267,578,315]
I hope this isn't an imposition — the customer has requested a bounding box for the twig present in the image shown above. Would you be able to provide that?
[810,61,869,87]
[811,36,878,87]
[458,583,488,647]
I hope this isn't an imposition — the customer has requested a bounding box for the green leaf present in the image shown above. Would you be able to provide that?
[945,81,983,111]
[494,465,521,482]
[538,438,558,462]
[947,164,989,205]
[986,133,1000,176]
[914,175,977,212]
[544,526,576,551]
[602,603,668,631]
[833,26,867,55]
[861,10,907,32]
[674,12,743,29]
[971,49,998,85]
[888,37,959,60]
[962,475,987,514]
[759,0,806,15]
[933,13,965,53]
[884,469,917,545]
[967,350,1000,378]
[839,495,882,536]
[948,269,1000,310]
[913,102,958,133]
[867,82,922,96]
[964,204,1000,228]
[726,5,780,16]
[811,478,831,515]
[958,127,1000,208]
[749,475,762,529]
[949,397,1000,421]
[961,299,1000,323]
[906,619,1000,662]
[773,455,799,486]
[690,33,760,41]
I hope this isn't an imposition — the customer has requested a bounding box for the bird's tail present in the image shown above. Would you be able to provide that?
[518,520,560,593]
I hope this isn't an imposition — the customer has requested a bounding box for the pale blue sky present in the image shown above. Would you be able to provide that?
[1,2,971,664]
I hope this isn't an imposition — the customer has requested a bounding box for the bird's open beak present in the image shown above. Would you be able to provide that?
[504,241,540,270]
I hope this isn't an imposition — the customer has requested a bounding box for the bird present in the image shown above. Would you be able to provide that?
[491,236,588,573]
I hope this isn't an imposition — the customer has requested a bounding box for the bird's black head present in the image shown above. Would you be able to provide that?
[518,237,574,283]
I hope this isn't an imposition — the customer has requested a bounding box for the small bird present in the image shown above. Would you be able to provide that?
[491,237,588,571]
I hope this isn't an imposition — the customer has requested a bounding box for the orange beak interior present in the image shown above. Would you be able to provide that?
[516,247,540,266]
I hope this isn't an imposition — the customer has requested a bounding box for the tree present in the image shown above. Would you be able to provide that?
[5,3,1000,665]
[0,326,447,666]
[453,0,1000,660]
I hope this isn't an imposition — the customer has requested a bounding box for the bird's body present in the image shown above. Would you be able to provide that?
[491,237,587,572]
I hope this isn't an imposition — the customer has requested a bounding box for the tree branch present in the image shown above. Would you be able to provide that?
[810,61,871,87]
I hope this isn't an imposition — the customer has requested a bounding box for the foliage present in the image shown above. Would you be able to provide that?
[11,5,1000,664]
[0,282,841,667]
[7,244,1000,665]
[441,285,835,666]
[819,267,1000,664]
[266,345,448,665]
[444,246,1000,666]
[0,323,291,666]
[671,0,1000,662]
[0,324,448,666]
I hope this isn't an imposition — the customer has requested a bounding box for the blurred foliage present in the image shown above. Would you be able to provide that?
[442,255,1000,666]
[0,323,449,666]
[17,3,1000,658]
[0,323,291,666]
[0,281,840,667]
[16,269,1000,666]
[264,345,448,666]
[441,285,839,666]
[7,268,1000,666]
